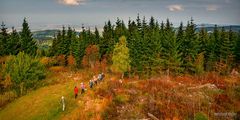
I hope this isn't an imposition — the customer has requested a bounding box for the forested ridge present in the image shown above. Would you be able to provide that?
[1,16,240,76]
[1,15,240,120]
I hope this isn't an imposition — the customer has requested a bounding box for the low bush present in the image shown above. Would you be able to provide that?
[194,112,208,120]
[3,52,46,96]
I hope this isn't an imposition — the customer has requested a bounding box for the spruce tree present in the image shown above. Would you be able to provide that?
[213,25,221,62]
[162,20,183,74]
[235,31,240,64]
[181,19,199,73]
[20,18,37,55]
[8,27,21,55]
[94,27,100,45]
[0,22,9,56]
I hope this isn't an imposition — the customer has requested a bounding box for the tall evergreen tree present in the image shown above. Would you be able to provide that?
[0,22,9,56]
[180,19,199,73]
[213,25,221,62]
[20,18,37,55]
[235,31,240,64]
[162,20,183,74]
[94,27,100,45]
[7,27,21,55]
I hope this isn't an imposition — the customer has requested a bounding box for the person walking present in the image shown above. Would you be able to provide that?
[81,82,85,94]
[93,76,98,85]
[61,96,65,111]
[89,80,94,89]
[74,86,78,99]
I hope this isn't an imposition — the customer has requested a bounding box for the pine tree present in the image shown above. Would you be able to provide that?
[136,13,142,32]
[112,36,130,78]
[49,32,58,56]
[219,27,230,62]
[74,25,89,68]
[235,31,240,64]
[0,22,9,56]
[58,26,66,55]
[181,19,199,73]
[205,34,216,71]
[55,31,62,56]
[162,20,183,74]
[20,18,37,55]
[94,27,100,45]
[100,20,114,60]
[198,27,208,54]
[213,25,221,62]
[8,27,21,55]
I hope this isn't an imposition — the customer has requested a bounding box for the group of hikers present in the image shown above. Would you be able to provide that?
[74,72,105,99]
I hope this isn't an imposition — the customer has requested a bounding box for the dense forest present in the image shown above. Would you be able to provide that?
[1,16,239,76]
[0,16,240,119]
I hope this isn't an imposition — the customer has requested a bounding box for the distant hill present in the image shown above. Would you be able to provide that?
[32,25,240,41]
[32,29,81,41]
[32,30,59,41]
[196,24,240,32]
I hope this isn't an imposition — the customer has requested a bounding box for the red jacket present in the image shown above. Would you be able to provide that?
[74,87,78,94]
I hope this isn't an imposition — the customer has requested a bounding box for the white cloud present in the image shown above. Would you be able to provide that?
[58,0,86,6]
[167,4,184,12]
[206,5,219,11]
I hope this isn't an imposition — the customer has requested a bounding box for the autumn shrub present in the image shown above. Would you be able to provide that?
[3,52,46,96]
[82,45,100,69]
[56,54,65,66]
[68,54,75,67]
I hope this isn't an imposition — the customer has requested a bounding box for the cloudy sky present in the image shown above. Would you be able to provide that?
[0,0,240,30]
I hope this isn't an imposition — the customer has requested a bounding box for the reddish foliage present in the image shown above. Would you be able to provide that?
[82,45,100,71]
[67,54,75,66]
[204,72,227,89]
[56,54,65,66]
[214,94,233,105]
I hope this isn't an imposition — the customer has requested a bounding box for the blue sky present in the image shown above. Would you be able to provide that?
[0,0,240,30]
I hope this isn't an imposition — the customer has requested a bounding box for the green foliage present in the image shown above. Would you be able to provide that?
[3,52,46,96]
[162,20,183,74]
[112,36,131,76]
[235,31,240,64]
[100,20,115,60]
[7,27,21,55]
[20,18,37,55]
[194,52,205,74]
[180,19,199,73]
[0,22,9,56]
[194,112,208,120]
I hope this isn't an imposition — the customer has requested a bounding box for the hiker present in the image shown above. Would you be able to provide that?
[74,86,78,99]
[98,72,105,82]
[61,96,65,111]
[89,79,94,89]
[93,76,98,85]
[81,82,85,94]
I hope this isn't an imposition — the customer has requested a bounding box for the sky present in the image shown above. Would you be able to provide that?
[0,0,240,31]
